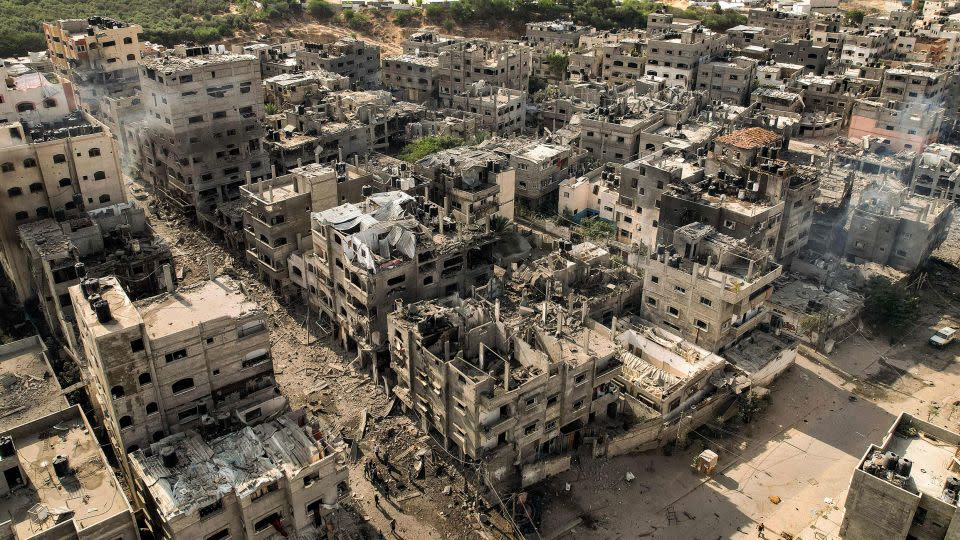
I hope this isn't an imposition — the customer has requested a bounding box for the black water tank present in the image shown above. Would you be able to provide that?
[160,446,178,468]
[53,455,70,477]
[74,262,86,279]
[93,299,112,323]
[0,436,13,458]
[884,452,899,470]
[946,477,960,492]
[362,185,373,197]
[898,458,913,477]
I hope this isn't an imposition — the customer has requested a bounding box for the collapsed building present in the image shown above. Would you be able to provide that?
[18,202,174,356]
[130,412,349,540]
[293,191,501,379]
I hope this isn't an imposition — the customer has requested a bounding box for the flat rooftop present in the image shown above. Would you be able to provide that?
[141,52,256,73]
[0,406,132,538]
[135,277,262,341]
[0,337,66,433]
[723,330,790,374]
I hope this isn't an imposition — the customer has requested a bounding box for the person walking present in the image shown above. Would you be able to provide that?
[757,522,765,538]
[374,493,380,509]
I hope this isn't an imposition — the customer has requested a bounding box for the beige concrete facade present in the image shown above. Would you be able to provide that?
[70,276,278,482]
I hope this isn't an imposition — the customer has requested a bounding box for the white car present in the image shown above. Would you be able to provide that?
[930,327,958,348]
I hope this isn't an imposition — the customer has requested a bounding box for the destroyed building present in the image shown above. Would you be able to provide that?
[240,164,341,294]
[130,412,349,540]
[437,40,532,101]
[296,39,381,90]
[382,53,440,104]
[42,17,144,161]
[0,405,139,540]
[389,295,623,490]
[297,191,498,378]
[767,275,863,350]
[135,48,268,229]
[416,145,516,224]
[0,336,68,433]
[263,70,349,108]
[844,177,953,272]
[0,62,75,125]
[0,112,127,304]
[641,223,782,352]
[18,203,174,354]
[69,276,280,480]
[910,143,960,203]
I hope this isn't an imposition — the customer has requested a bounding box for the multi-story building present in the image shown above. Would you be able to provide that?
[848,99,943,152]
[0,405,139,540]
[841,413,960,540]
[296,38,381,89]
[42,17,144,160]
[18,204,173,355]
[747,8,811,41]
[726,25,771,49]
[42,17,143,110]
[483,137,586,210]
[525,20,595,48]
[601,39,647,86]
[136,47,268,226]
[437,39,531,99]
[382,53,440,104]
[389,294,622,489]
[298,192,497,377]
[617,149,705,250]
[910,143,960,202]
[130,413,349,540]
[241,164,339,294]
[841,28,896,66]
[844,178,953,272]
[771,38,828,74]
[644,27,727,89]
[447,84,526,136]
[415,145,516,224]
[0,112,126,303]
[879,67,948,106]
[697,56,757,105]
[0,62,76,124]
[69,275,279,479]
[640,222,783,352]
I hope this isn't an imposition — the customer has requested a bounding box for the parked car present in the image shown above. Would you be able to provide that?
[929,327,958,348]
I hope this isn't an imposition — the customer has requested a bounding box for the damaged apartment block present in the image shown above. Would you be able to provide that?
[129,412,349,540]
[68,275,280,482]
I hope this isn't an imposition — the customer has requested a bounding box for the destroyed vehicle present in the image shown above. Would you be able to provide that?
[929,326,957,348]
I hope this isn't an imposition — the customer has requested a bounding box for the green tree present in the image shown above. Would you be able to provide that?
[398,135,465,162]
[579,216,616,240]
[845,8,866,25]
[308,0,335,18]
[544,52,569,80]
[862,276,919,336]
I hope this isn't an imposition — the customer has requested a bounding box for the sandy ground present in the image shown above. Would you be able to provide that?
[538,261,960,539]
